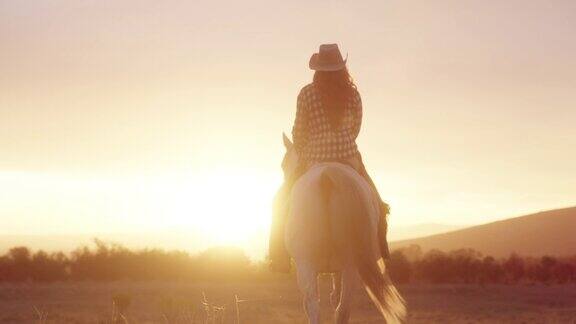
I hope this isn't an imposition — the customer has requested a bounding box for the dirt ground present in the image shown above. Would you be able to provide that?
[0,279,575,323]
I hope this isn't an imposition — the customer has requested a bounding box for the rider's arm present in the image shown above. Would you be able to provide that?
[351,91,363,139]
[292,91,309,152]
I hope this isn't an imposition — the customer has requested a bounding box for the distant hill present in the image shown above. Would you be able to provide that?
[391,206,576,257]
[388,223,465,241]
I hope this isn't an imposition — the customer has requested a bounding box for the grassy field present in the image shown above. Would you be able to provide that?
[1,279,575,323]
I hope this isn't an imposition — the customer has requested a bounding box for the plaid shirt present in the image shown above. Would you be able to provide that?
[292,83,362,165]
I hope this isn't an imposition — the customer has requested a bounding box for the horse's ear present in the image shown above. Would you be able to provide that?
[282,132,293,149]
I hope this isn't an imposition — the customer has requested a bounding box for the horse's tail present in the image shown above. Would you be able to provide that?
[321,168,406,323]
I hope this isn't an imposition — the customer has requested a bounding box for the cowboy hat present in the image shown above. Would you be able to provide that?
[309,44,347,72]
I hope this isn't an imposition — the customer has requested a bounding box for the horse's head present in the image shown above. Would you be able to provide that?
[281,133,299,180]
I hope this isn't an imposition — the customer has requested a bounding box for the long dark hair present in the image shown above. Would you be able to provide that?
[313,68,357,129]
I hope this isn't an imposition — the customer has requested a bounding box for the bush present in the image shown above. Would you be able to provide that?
[1,241,575,284]
[0,239,254,282]
[387,246,576,285]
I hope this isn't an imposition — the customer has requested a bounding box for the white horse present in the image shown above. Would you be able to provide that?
[281,134,406,324]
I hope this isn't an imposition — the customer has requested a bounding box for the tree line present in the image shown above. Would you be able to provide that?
[387,244,576,285]
[0,239,257,282]
[1,240,575,284]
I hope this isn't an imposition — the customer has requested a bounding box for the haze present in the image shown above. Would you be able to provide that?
[1,0,575,258]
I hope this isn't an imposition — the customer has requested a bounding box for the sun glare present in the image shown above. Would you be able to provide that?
[154,168,280,247]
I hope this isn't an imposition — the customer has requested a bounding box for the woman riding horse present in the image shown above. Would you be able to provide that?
[269,44,390,273]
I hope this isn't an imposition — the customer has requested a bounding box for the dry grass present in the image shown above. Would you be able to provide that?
[0,280,575,323]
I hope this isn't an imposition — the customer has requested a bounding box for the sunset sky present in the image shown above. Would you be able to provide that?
[1,0,575,258]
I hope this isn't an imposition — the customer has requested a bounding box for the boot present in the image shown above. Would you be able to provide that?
[378,201,391,260]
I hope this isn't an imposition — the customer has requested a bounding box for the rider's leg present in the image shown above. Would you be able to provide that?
[268,184,291,272]
[346,155,391,260]
[269,164,307,272]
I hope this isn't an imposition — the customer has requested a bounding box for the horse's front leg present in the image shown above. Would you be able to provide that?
[295,260,320,324]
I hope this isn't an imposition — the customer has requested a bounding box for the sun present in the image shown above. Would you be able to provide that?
[153,168,280,248]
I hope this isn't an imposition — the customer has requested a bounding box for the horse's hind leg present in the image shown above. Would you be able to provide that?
[335,268,358,324]
[295,260,320,324]
[330,272,342,308]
